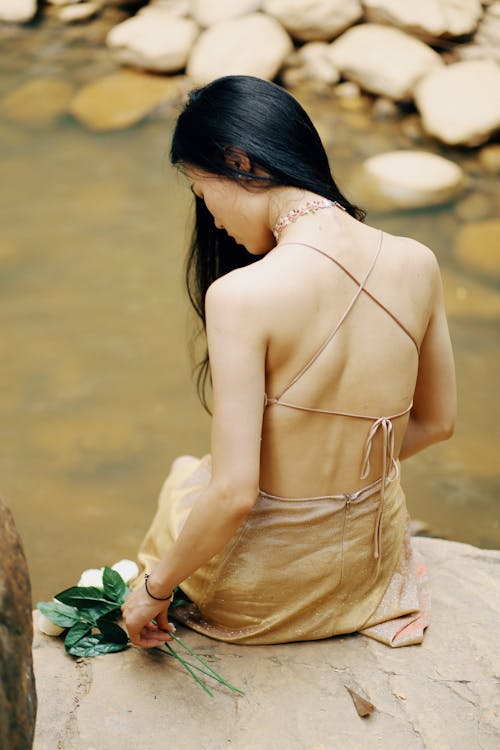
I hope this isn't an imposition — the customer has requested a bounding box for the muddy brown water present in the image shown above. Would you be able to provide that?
[0,34,499,602]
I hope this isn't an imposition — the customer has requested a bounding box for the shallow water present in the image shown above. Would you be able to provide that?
[1,26,499,602]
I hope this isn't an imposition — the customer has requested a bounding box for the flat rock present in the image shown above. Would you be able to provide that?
[455,219,500,282]
[262,0,362,41]
[328,23,443,100]
[187,12,293,86]
[0,497,37,750]
[415,60,500,146]
[69,70,188,132]
[353,150,464,211]
[2,78,75,127]
[191,0,261,27]
[106,8,199,73]
[363,0,483,40]
[0,0,36,22]
[32,537,500,749]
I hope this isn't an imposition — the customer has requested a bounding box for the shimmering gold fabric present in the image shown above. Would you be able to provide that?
[138,454,429,646]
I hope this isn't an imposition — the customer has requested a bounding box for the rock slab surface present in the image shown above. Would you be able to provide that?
[33,537,500,749]
[0,497,37,750]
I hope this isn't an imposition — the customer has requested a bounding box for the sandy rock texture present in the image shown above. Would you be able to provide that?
[415,59,500,145]
[0,0,37,22]
[33,537,500,750]
[0,497,37,750]
[107,6,199,72]
[328,24,443,100]
[262,0,362,41]
[363,0,483,39]
[187,12,293,86]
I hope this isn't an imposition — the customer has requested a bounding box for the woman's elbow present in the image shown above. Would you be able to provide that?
[212,479,259,518]
[434,417,455,443]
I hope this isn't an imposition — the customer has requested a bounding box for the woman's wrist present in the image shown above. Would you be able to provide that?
[143,573,174,602]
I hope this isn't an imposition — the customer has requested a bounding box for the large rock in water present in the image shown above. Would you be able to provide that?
[69,70,188,132]
[415,60,500,146]
[2,78,74,127]
[353,150,464,211]
[328,24,443,100]
[187,12,293,86]
[262,0,363,41]
[106,7,199,73]
[33,537,500,749]
[363,0,483,40]
[0,497,37,750]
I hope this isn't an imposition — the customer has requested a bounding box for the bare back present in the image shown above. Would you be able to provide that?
[250,216,433,497]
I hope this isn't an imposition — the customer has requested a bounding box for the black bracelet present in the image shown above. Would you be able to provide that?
[144,573,173,602]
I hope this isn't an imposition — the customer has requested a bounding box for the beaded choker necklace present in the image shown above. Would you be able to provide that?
[272,198,345,241]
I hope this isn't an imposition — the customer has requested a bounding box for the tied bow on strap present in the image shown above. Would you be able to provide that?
[360,417,397,568]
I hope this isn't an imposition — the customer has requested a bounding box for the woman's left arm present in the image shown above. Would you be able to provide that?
[122,273,268,646]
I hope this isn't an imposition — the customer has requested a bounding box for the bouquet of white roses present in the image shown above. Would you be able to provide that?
[36,560,244,698]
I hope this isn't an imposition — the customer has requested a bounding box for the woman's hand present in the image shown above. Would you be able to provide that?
[121,585,175,648]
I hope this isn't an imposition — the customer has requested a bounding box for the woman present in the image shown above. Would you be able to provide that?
[122,75,456,649]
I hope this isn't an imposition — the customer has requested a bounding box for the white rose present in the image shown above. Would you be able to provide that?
[78,567,104,588]
[111,559,139,584]
[37,608,65,637]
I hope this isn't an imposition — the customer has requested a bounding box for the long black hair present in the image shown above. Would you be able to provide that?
[170,74,365,412]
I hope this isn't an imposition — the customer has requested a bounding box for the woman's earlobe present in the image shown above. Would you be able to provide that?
[224,146,252,173]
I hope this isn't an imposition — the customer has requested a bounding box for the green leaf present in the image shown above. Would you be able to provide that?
[82,603,122,625]
[55,586,115,608]
[97,618,129,645]
[102,567,128,605]
[37,600,81,628]
[66,634,129,657]
[64,622,92,651]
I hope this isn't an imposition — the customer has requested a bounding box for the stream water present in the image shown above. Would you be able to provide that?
[1,21,499,602]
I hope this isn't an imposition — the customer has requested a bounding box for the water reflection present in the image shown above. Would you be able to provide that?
[1,94,498,603]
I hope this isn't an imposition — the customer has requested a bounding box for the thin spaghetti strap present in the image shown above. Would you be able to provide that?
[281,241,419,353]
[276,230,384,401]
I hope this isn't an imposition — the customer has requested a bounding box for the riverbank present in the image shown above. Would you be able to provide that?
[33,536,500,749]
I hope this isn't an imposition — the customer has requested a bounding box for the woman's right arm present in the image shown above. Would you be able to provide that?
[399,253,456,460]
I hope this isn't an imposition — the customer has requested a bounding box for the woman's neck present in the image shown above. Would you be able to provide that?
[268,188,345,243]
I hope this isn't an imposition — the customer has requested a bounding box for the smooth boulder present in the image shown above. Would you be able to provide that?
[328,24,443,100]
[415,60,500,146]
[187,12,293,86]
[69,70,187,132]
[0,497,37,750]
[191,0,261,27]
[354,150,464,211]
[262,0,362,41]
[363,0,483,40]
[107,8,199,73]
[0,0,36,22]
